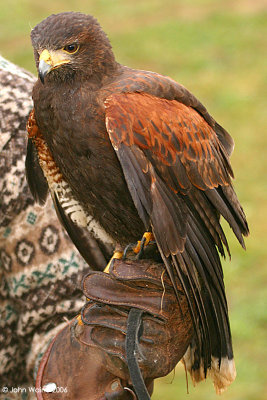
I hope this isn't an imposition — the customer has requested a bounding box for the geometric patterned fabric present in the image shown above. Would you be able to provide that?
[0,55,90,397]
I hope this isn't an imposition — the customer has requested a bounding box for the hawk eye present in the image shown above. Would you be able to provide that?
[63,43,79,54]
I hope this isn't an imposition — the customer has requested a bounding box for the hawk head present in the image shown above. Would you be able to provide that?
[31,12,116,84]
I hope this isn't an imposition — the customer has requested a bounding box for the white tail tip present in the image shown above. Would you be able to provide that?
[182,347,237,394]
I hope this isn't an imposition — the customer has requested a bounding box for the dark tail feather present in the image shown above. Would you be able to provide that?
[182,283,236,394]
[205,187,247,248]
[219,185,249,235]
[172,207,236,393]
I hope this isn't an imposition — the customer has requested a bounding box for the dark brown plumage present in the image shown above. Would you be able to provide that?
[27,12,249,392]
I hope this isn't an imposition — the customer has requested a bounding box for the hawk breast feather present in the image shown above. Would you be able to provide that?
[26,110,112,270]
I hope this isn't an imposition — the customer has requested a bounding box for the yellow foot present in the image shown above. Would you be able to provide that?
[133,232,154,255]
[76,314,84,326]
[104,250,123,274]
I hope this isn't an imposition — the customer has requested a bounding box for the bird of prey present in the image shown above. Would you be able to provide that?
[27,12,249,393]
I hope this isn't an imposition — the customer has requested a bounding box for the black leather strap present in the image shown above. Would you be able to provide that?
[126,308,151,400]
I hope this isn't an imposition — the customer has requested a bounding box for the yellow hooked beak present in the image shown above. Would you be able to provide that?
[38,49,71,83]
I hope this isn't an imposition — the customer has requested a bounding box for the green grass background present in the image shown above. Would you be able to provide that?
[1,0,266,399]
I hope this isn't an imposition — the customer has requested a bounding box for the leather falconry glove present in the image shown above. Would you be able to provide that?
[36,259,193,400]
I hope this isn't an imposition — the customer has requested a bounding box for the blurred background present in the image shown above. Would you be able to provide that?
[0,0,266,399]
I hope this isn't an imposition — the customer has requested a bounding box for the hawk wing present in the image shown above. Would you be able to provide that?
[105,91,248,381]
[26,137,49,205]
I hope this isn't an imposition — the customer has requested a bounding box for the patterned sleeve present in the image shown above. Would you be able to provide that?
[0,56,92,395]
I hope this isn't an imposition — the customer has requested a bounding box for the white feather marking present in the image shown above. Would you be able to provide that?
[86,215,114,245]
[210,356,236,395]
[54,183,87,227]
[182,346,236,394]
[54,180,115,246]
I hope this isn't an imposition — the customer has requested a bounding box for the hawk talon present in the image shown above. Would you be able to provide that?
[122,233,155,261]
[104,251,123,273]
[135,236,147,260]
[123,243,137,260]
[133,232,154,259]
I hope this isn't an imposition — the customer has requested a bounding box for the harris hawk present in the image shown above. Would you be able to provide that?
[27,12,249,394]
